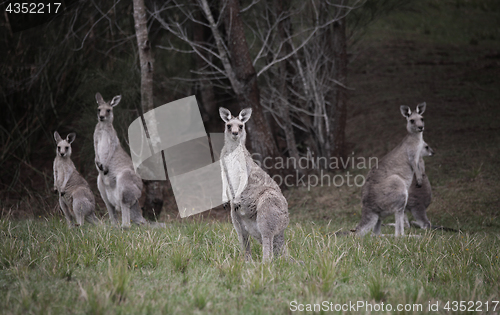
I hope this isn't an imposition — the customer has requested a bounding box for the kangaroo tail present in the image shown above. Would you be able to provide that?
[431,225,460,233]
[85,213,100,225]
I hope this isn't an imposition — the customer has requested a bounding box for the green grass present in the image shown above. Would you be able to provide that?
[0,219,499,314]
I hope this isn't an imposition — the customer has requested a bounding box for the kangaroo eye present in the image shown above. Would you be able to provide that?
[227,125,231,130]
[421,118,424,122]
[410,119,414,124]
[66,146,69,150]
[107,109,110,113]
[425,146,429,149]
[57,146,60,150]
[239,125,243,130]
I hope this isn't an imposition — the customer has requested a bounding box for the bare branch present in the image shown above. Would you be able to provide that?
[240,0,261,13]
[197,0,242,94]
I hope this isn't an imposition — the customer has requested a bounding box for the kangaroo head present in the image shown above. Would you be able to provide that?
[400,102,426,134]
[421,142,435,157]
[95,92,121,123]
[219,107,252,143]
[54,131,76,158]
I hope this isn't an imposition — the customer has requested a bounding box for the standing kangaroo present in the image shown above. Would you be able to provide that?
[353,102,426,236]
[53,131,98,227]
[219,107,289,262]
[404,142,434,229]
[94,92,147,228]
[393,143,457,232]
[384,142,433,229]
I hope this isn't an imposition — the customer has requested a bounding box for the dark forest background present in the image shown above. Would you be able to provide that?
[1,0,499,221]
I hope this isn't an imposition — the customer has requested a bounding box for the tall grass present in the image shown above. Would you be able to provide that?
[0,218,499,314]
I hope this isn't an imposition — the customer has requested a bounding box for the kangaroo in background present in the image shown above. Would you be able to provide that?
[53,131,98,227]
[94,92,148,228]
[404,143,458,232]
[219,107,289,262]
[384,142,434,229]
[404,142,434,229]
[353,102,426,236]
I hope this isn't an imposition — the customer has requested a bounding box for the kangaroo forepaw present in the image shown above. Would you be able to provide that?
[95,161,103,171]
[233,196,241,205]
[415,177,423,187]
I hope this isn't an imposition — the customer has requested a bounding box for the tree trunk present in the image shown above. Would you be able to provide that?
[192,8,217,121]
[274,0,300,164]
[331,17,348,162]
[133,0,164,221]
[221,0,282,173]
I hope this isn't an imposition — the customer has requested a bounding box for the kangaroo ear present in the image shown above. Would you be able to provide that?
[54,131,62,143]
[416,102,426,115]
[400,105,411,118]
[95,92,104,104]
[219,107,232,123]
[66,133,76,144]
[238,108,252,123]
[110,95,122,107]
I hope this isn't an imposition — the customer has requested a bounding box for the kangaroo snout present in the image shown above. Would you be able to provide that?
[418,126,424,131]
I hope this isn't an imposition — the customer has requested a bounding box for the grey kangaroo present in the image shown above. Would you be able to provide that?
[53,131,98,227]
[353,102,426,236]
[404,144,458,232]
[404,142,434,229]
[94,92,147,228]
[384,142,434,229]
[219,107,289,262]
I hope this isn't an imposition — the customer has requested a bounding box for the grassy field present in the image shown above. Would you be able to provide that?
[1,0,500,314]
[0,218,499,314]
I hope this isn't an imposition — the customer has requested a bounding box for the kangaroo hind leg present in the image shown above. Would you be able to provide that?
[355,207,379,236]
[59,198,74,228]
[273,231,287,258]
[231,206,252,261]
[73,200,85,226]
[394,191,409,236]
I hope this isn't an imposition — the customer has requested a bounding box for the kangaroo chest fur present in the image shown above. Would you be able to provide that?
[221,144,261,237]
[222,145,248,200]
[405,138,424,187]
[97,132,112,159]
[54,158,74,190]
[94,123,121,187]
[94,124,117,161]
